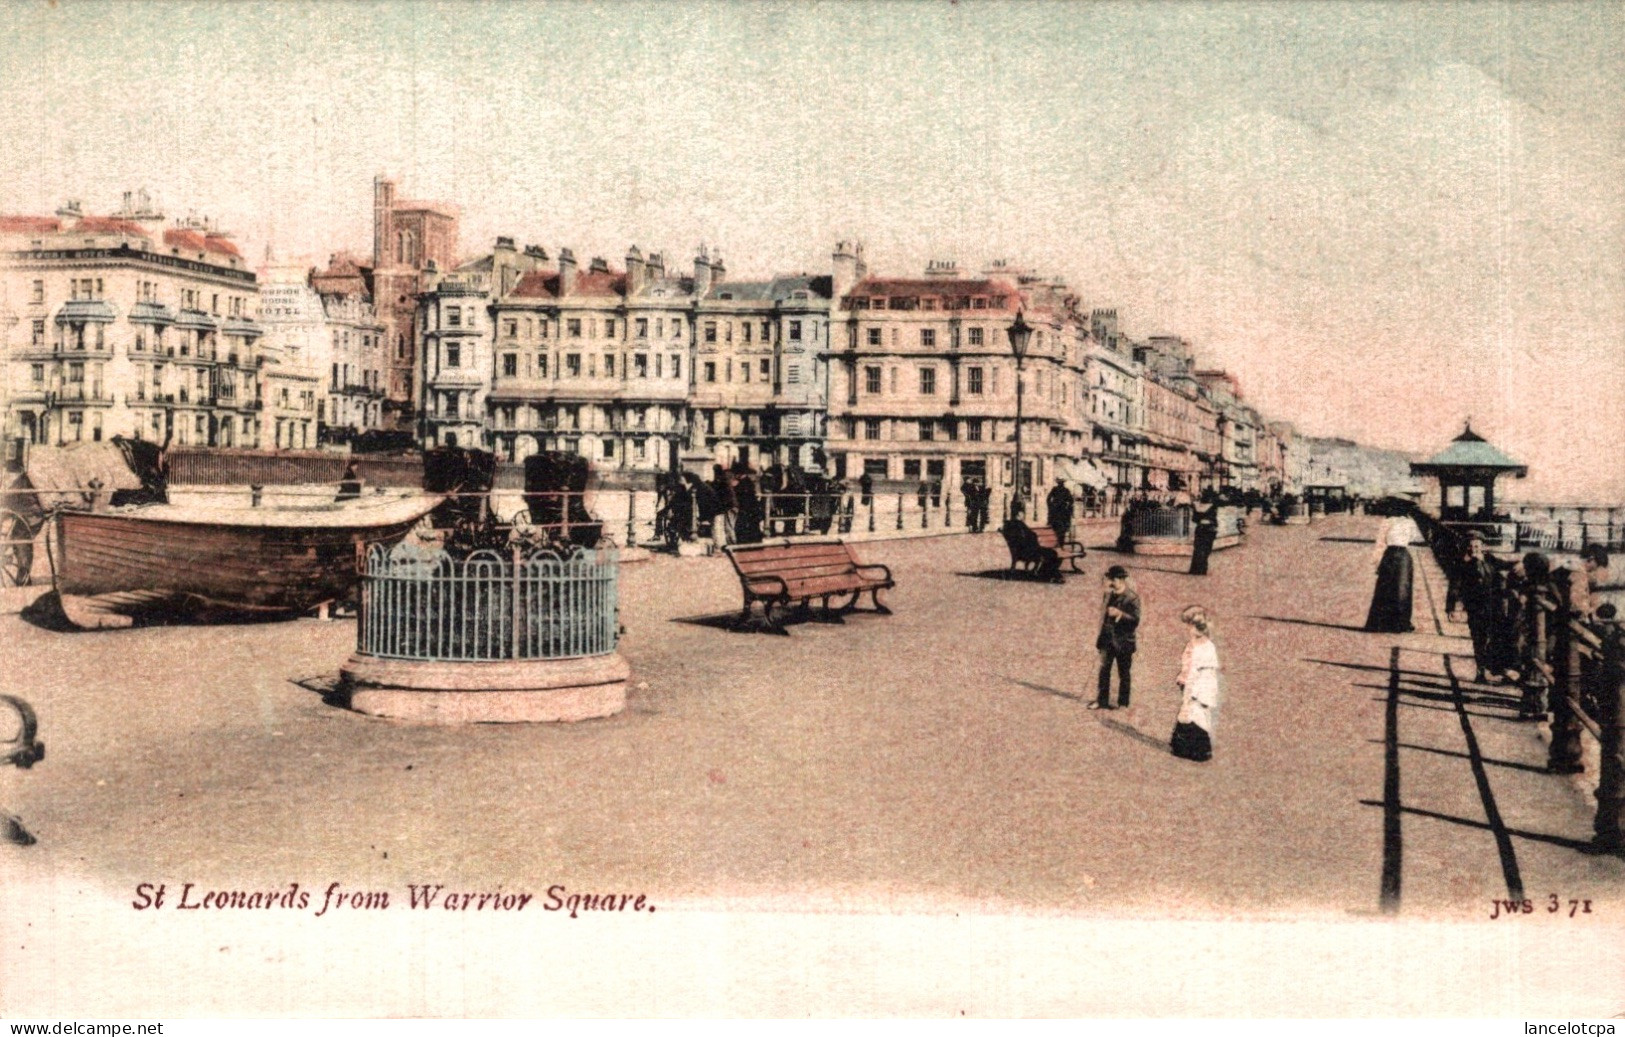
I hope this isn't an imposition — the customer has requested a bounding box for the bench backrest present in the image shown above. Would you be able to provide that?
[1030,525,1062,549]
[1003,522,1060,551]
[726,541,862,585]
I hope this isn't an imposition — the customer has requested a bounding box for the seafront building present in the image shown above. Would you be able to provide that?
[400,232,1314,498]
[257,254,387,450]
[2,179,1389,500]
[0,191,264,450]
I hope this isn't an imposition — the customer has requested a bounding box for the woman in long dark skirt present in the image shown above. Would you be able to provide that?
[1364,503,1422,633]
[1188,503,1218,575]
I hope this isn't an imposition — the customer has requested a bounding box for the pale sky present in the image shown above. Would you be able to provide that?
[3,0,1621,501]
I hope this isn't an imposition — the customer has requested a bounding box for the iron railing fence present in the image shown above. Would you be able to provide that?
[1129,507,1192,539]
[356,543,619,662]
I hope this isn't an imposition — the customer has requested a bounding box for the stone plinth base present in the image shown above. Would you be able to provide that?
[340,652,629,724]
[1129,533,1244,556]
[618,546,653,563]
[675,541,710,557]
[1282,515,1312,525]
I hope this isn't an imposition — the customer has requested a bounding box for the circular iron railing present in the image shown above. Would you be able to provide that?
[356,542,619,662]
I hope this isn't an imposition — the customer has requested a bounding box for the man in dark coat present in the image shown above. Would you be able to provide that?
[1457,533,1516,681]
[735,474,763,544]
[1091,565,1141,710]
[1046,479,1075,541]
[964,479,985,533]
[684,472,720,547]
[711,464,737,546]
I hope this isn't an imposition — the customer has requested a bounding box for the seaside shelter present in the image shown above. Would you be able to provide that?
[1409,423,1527,521]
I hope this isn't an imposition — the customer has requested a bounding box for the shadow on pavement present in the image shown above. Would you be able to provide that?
[1006,677,1169,752]
[1308,657,1473,680]
[18,591,78,633]
[1358,799,1598,853]
[955,569,1071,584]
[1363,691,1520,722]
[1007,677,1086,702]
[1255,613,1369,633]
[1109,559,1199,575]
[1366,738,1550,775]
[669,610,792,635]
[292,673,351,709]
[1099,715,1173,752]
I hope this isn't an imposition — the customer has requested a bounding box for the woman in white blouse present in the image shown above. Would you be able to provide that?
[1170,605,1222,762]
[1364,501,1422,633]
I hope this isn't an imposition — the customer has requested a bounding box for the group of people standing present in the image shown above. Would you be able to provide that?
[1087,563,1224,764]
[1362,499,1614,728]
[655,463,848,551]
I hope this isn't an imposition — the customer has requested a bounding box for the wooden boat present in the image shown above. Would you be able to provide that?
[52,491,442,629]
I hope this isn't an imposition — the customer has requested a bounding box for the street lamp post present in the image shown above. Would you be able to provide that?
[1006,310,1033,520]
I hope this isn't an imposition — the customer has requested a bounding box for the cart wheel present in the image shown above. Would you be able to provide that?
[0,510,34,588]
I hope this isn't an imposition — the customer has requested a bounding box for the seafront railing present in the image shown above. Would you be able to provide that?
[1419,511,1625,852]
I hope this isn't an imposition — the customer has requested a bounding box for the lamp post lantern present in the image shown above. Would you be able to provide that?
[1006,309,1033,519]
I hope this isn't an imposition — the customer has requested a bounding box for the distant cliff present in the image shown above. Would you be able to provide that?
[1303,437,1421,498]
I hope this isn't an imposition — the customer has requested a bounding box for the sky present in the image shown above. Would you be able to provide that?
[2,0,1621,501]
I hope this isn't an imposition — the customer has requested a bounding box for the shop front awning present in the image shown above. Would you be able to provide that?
[1059,457,1112,489]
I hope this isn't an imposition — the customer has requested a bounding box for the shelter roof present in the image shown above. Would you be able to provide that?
[1410,424,1528,475]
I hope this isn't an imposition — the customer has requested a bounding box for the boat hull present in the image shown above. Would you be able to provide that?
[53,498,438,627]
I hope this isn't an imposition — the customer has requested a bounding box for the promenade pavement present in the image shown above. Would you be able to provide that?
[1,514,1619,923]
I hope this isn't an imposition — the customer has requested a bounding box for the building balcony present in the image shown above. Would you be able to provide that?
[55,384,113,405]
[426,369,485,388]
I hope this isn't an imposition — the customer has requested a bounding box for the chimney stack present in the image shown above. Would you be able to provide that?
[558,248,578,295]
[625,246,645,294]
[693,247,713,297]
[832,240,864,302]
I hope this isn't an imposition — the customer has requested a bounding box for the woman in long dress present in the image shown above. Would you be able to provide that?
[1171,605,1221,762]
[1364,503,1422,633]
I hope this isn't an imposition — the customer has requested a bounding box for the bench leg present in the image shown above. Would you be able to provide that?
[814,595,847,624]
[870,586,892,614]
[738,596,789,634]
[760,598,791,634]
[1067,554,1085,573]
[832,590,861,614]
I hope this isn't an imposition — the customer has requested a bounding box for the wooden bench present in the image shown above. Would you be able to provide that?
[724,540,894,631]
[1001,521,1086,577]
